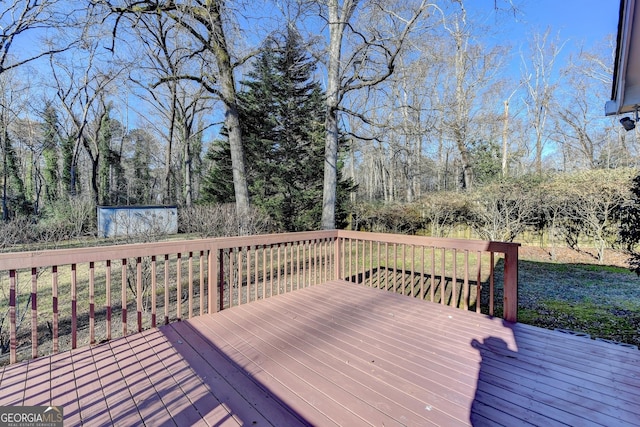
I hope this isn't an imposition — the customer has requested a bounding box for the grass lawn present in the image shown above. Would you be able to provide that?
[516,246,640,348]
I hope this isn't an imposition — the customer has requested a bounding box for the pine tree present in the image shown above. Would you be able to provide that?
[202,26,354,230]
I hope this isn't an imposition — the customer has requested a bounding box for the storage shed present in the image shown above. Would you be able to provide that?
[97,205,178,238]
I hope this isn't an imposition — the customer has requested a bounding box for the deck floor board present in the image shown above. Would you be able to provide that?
[2,280,639,426]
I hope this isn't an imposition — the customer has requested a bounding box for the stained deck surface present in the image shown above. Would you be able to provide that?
[2,280,640,426]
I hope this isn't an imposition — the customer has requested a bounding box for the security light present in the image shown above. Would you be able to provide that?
[621,116,636,131]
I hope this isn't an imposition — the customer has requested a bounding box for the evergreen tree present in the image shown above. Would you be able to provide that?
[61,135,77,197]
[469,139,502,186]
[128,129,154,205]
[41,103,60,204]
[202,26,354,230]
[98,109,112,205]
[1,124,29,220]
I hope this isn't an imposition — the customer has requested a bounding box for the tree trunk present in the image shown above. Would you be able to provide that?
[209,1,250,229]
[502,99,509,177]
[321,0,357,230]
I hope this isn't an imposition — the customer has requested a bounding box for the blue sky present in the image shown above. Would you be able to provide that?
[518,0,620,45]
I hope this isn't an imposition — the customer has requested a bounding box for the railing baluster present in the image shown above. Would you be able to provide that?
[254,246,260,301]
[296,242,301,289]
[284,243,289,293]
[238,246,243,303]
[137,257,143,332]
[218,249,225,311]
[476,251,482,314]
[164,254,170,323]
[489,252,495,316]
[384,242,389,291]
[262,245,267,299]
[277,244,282,295]
[176,253,182,320]
[188,252,194,318]
[269,245,274,297]
[31,267,37,359]
[410,245,415,297]
[452,249,458,308]
[463,250,469,311]
[354,239,359,284]
[200,250,205,315]
[420,246,425,300]
[369,240,373,287]
[208,249,215,314]
[106,260,112,340]
[323,239,328,284]
[393,244,398,294]
[121,259,127,336]
[246,247,252,304]
[400,243,407,295]
[52,265,59,352]
[430,247,435,302]
[440,248,446,305]
[9,269,16,364]
[376,242,381,289]
[349,239,354,282]
[152,255,157,327]
[72,263,77,347]
[312,240,316,284]
[89,262,95,344]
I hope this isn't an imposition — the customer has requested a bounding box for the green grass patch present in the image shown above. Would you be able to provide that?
[517,258,640,348]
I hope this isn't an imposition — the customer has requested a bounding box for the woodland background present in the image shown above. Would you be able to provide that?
[0,1,636,264]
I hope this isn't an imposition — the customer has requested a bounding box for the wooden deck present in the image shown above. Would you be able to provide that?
[2,280,639,426]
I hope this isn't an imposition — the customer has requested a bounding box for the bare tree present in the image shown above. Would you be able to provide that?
[48,40,126,204]
[521,28,565,174]
[126,13,212,206]
[553,40,628,171]
[100,0,253,229]
[312,0,430,229]
[0,0,78,74]
[0,0,80,220]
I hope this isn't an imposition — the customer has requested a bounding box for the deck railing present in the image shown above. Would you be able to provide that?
[335,231,519,321]
[0,230,518,365]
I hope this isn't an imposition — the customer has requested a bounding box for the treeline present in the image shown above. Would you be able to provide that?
[351,169,637,264]
[3,169,637,269]
[1,22,353,233]
[1,1,629,237]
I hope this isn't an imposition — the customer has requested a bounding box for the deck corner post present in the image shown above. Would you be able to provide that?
[502,245,519,323]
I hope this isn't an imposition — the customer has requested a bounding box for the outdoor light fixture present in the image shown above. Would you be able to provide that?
[621,116,636,131]
[620,108,640,131]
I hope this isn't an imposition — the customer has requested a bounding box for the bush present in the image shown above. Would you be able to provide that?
[179,204,274,238]
[466,180,535,242]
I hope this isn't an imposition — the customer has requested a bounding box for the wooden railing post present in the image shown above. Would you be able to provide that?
[502,245,519,323]
[334,236,342,280]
